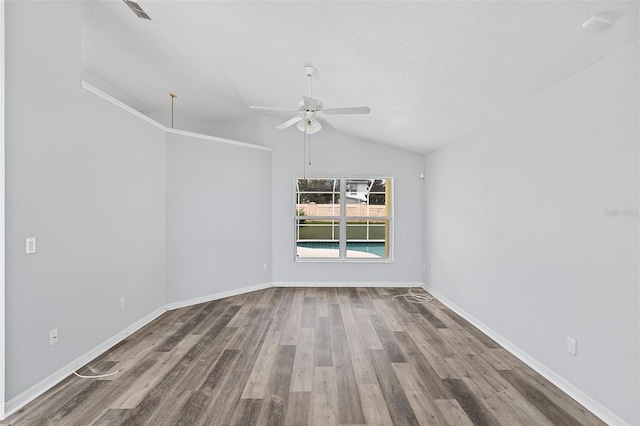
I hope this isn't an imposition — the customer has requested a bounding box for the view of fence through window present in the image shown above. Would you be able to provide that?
[295,178,391,260]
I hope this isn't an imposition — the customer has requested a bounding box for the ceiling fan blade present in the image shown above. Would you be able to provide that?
[323,106,371,115]
[249,105,298,112]
[302,96,319,110]
[276,115,304,129]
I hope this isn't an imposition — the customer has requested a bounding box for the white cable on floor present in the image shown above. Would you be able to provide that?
[392,287,434,304]
[73,367,121,379]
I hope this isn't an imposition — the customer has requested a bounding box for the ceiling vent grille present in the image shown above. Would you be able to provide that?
[123,0,151,20]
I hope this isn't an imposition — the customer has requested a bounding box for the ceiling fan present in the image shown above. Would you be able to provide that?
[249,66,371,134]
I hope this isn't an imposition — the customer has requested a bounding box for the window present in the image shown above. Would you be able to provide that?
[295,177,392,261]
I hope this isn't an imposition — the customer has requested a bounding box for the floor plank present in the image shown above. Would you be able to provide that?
[369,350,420,426]
[443,378,502,426]
[311,367,339,426]
[331,304,366,424]
[357,383,394,426]
[284,392,311,426]
[290,327,315,392]
[263,345,296,425]
[314,317,333,367]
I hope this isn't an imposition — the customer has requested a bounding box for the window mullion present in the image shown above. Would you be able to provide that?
[339,177,346,259]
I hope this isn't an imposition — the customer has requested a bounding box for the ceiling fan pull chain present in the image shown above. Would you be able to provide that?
[309,133,312,165]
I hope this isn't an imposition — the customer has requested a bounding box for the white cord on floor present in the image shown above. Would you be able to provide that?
[392,287,434,304]
[73,367,121,379]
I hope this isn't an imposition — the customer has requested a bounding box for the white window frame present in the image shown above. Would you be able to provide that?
[294,177,394,263]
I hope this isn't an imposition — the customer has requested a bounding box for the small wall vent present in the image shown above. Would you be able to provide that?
[123,0,151,20]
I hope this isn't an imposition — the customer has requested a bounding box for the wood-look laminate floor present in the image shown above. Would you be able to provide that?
[3,287,604,426]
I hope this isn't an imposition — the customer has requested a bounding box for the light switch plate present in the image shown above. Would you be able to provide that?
[49,328,58,346]
[25,237,36,254]
[567,336,577,356]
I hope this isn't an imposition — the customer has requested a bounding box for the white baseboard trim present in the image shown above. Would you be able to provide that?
[165,282,273,311]
[273,281,419,288]
[4,306,167,418]
[422,285,629,426]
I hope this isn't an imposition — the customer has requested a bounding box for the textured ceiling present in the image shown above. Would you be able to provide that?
[82,1,640,153]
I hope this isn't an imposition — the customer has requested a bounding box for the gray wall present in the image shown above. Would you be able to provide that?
[166,133,272,302]
[266,123,425,285]
[423,41,639,424]
[5,1,166,400]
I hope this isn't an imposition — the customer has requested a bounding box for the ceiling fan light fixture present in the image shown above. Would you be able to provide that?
[297,119,322,134]
[309,120,322,134]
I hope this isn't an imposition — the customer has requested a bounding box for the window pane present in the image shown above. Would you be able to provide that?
[345,179,373,203]
[346,219,389,259]
[368,222,387,240]
[296,241,340,258]
[346,221,368,240]
[296,196,340,216]
[344,179,389,217]
[297,178,338,193]
[370,179,387,193]
[296,178,340,217]
[369,194,386,207]
[296,220,338,240]
[296,219,339,258]
[346,221,387,241]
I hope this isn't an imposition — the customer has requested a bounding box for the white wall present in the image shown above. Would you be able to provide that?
[267,123,424,285]
[423,41,639,424]
[5,1,166,401]
[166,133,272,302]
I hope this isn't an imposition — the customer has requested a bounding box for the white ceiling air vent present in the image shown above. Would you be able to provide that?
[123,0,151,20]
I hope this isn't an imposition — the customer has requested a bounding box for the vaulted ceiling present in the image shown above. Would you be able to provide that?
[82,1,639,153]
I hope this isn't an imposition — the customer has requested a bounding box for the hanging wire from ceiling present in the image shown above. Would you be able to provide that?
[169,93,177,129]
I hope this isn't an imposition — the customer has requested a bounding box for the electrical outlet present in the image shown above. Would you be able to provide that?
[49,329,58,346]
[567,336,577,356]
[120,297,126,310]
[263,264,268,271]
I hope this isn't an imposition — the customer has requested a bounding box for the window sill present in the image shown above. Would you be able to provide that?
[293,258,394,264]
